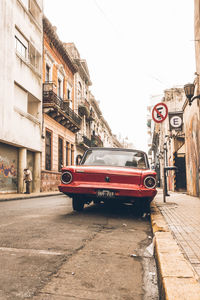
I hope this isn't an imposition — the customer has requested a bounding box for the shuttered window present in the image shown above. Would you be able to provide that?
[45,131,52,170]
[58,137,63,171]
[71,144,74,165]
[66,142,69,166]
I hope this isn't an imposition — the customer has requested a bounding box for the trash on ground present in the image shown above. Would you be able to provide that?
[144,242,154,257]
[130,253,137,257]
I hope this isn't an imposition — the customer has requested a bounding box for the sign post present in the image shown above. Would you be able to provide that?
[152,102,168,203]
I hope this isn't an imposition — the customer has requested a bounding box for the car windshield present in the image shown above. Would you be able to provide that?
[81,149,148,169]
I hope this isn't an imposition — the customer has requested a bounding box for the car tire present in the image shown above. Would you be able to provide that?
[72,195,84,211]
[134,199,150,216]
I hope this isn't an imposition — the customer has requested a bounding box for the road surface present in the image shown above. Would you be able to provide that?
[0,195,158,299]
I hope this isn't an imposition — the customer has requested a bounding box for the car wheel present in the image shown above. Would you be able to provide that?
[134,199,150,216]
[72,195,84,211]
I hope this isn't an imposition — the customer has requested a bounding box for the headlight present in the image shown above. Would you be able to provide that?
[61,171,72,184]
[144,176,156,189]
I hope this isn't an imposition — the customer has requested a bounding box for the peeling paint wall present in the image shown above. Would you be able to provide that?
[184,111,200,196]
[159,88,186,192]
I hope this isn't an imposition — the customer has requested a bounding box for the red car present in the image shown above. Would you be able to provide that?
[58,148,157,212]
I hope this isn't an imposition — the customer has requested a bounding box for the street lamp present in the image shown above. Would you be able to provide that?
[184,83,200,106]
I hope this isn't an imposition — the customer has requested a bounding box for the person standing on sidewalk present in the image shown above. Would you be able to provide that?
[23,168,32,194]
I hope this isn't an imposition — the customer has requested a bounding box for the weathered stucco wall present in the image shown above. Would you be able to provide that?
[184,106,200,196]
[183,0,200,196]
[0,0,43,152]
[0,143,18,193]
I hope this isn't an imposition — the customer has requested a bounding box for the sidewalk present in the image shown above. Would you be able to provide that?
[0,191,61,201]
[151,189,200,299]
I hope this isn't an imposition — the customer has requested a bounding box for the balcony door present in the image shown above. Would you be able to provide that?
[45,64,50,82]
[57,71,64,100]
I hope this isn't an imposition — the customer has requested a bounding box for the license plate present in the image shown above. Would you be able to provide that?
[97,190,115,198]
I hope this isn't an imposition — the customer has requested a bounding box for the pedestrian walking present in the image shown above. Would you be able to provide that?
[23,168,32,194]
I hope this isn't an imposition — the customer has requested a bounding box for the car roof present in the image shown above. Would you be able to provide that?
[85,147,147,155]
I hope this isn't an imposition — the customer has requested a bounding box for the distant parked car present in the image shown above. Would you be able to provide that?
[58,147,157,213]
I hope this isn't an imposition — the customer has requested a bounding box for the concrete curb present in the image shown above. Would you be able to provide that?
[0,192,61,202]
[150,201,200,300]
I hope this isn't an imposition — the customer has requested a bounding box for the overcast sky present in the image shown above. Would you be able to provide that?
[43,0,195,151]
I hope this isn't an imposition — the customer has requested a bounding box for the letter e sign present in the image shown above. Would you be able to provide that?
[168,112,183,131]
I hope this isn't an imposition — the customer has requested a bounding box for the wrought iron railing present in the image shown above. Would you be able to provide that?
[83,135,92,147]
[91,134,103,147]
[79,97,90,109]
[43,82,81,126]
[76,133,91,147]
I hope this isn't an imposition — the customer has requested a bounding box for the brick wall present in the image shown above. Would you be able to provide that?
[41,170,61,192]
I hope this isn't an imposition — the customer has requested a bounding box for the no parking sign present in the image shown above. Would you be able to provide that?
[152,103,168,123]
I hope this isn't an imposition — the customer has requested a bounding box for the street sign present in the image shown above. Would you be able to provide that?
[152,102,168,123]
[168,112,183,131]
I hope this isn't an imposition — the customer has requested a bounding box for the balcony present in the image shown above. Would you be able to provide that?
[76,133,92,149]
[91,134,103,147]
[78,97,90,118]
[87,108,95,121]
[43,82,81,133]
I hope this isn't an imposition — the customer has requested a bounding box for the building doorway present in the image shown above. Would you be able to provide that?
[174,152,186,191]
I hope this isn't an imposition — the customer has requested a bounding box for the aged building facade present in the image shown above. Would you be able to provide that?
[89,93,116,148]
[162,88,186,193]
[41,17,81,191]
[64,43,122,163]
[147,1,200,197]
[1,4,124,194]
[64,43,94,162]
[148,88,186,192]
[181,0,200,196]
[42,18,121,192]
[0,0,43,193]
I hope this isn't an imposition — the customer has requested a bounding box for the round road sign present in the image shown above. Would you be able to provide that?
[152,102,168,123]
[170,115,182,128]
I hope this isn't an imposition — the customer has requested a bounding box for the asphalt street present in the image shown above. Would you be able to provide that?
[0,195,158,300]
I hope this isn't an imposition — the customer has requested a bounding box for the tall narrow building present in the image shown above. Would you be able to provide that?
[0,0,43,193]
[41,17,81,191]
